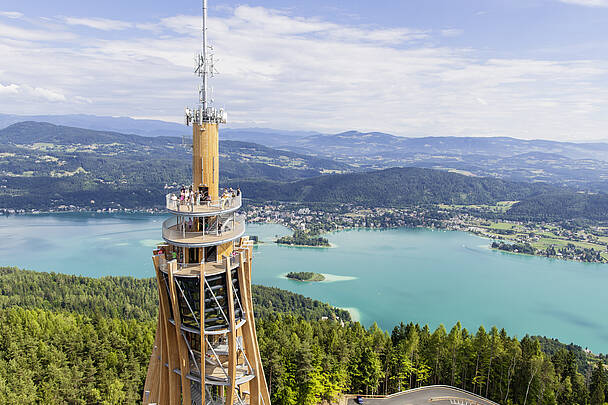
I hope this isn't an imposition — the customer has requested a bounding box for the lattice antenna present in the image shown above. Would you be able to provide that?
[186,0,227,126]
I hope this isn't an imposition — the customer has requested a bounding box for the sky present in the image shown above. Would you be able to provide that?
[1,0,607,141]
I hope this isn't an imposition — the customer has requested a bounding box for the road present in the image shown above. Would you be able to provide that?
[346,386,500,405]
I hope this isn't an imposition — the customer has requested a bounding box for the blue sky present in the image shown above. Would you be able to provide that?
[1,0,607,140]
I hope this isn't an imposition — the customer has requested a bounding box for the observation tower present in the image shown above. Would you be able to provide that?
[143,1,271,404]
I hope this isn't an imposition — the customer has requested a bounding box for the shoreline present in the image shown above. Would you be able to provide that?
[263,219,599,264]
[275,241,334,249]
[489,246,606,264]
[4,211,605,264]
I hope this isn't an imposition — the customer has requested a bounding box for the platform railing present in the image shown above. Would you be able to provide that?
[166,193,241,214]
[162,215,245,242]
[156,252,242,276]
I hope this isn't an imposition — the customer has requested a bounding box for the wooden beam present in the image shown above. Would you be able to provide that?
[243,243,272,404]
[153,256,180,405]
[167,260,192,405]
[236,249,261,403]
[143,257,163,404]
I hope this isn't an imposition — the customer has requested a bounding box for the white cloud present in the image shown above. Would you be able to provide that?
[559,0,608,7]
[0,82,67,101]
[0,22,74,41]
[441,29,463,37]
[64,17,132,31]
[30,87,66,102]
[74,95,93,104]
[0,11,23,19]
[0,83,19,94]
[0,6,607,141]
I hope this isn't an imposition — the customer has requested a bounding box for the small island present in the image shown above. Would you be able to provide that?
[286,271,326,282]
[276,230,331,247]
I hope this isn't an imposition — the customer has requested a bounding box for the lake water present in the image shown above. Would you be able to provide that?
[2,213,607,353]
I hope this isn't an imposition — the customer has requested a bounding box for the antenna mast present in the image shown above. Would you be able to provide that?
[185,0,227,126]
[201,0,208,110]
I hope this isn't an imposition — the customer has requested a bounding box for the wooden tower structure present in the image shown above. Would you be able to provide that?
[143,1,271,404]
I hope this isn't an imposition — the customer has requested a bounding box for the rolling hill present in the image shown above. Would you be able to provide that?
[234,168,608,221]
[0,122,351,210]
[236,167,560,206]
[4,115,608,191]
[2,120,607,220]
[225,130,608,191]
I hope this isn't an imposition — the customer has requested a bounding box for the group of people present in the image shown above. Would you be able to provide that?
[155,246,177,261]
[223,187,240,197]
[169,185,241,212]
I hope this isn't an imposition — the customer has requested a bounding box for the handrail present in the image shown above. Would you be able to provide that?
[157,253,241,276]
[166,193,241,214]
[162,215,244,239]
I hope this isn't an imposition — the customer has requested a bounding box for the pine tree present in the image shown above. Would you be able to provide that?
[590,361,606,405]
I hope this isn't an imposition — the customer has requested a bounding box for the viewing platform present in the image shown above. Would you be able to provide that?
[166,193,241,217]
[162,215,245,247]
[157,253,242,277]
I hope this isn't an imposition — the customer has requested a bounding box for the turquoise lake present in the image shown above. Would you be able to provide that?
[1,213,607,353]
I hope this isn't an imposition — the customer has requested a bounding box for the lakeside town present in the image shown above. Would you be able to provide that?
[244,202,608,264]
[2,198,607,264]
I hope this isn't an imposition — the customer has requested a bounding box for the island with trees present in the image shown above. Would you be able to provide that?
[276,229,331,247]
[286,271,325,282]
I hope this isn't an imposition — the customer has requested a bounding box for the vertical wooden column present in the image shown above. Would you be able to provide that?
[147,256,181,405]
[236,250,261,403]
[167,260,192,404]
[243,242,272,404]
[195,122,219,200]
[143,256,163,404]
[225,258,238,404]
[192,125,203,189]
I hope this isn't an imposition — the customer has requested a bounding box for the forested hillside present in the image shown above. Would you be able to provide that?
[235,168,608,221]
[507,192,608,221]
[1,267,606,404]
[3,121,608,221]
[0,122,350,210]
[230,130,608,191]
[236,167,560,205]
[0,267,349,322]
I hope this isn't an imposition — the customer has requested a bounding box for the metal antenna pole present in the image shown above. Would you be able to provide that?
[187,0,226,126]
[201,0,208,111]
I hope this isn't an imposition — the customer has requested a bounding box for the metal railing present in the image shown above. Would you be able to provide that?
[162,215,245,243]
[166,193,241,214]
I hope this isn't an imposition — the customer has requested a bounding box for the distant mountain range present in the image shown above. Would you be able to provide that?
[236,129,608,161]
[1,121,607,220]
[0,113,320,140]
[3,114,608,203]
[235,130,608,191]
[0,113,190,138]
[0,122,349,210]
